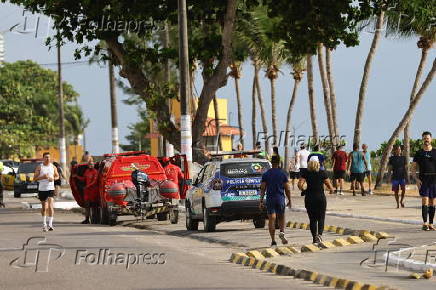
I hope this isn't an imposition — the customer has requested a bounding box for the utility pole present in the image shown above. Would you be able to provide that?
[109,52,120,153]
[163,21,174,157]
[57,43,67,173]
[178,0,192,174]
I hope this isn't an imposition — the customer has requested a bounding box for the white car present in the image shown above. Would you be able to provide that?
[185,158,271,232]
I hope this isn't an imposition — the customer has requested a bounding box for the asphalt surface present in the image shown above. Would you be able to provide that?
[1,189,435,290]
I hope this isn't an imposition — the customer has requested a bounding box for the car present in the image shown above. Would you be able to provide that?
[185,157,271,232]
[1,160,18,191]
[13,159,42,198]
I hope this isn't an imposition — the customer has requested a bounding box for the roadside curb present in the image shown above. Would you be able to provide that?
[228,252,386,290]
[228,223,394,290]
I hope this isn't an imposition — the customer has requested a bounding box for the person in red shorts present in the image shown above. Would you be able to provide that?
[332,145,348,195]
[74,161,99,224]
[162,157,184,196]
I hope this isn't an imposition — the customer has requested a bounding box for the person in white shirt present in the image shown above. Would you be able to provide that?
[296,144,310,175]
[34,152,59,232]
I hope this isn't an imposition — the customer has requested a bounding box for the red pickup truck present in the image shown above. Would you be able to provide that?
[70,151,190,225]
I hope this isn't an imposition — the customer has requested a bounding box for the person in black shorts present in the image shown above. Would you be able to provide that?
[53,162,66,197]
[388,145,407,208]
[411,131,436,231]
[298,156,334,244]
[260,155,292,246]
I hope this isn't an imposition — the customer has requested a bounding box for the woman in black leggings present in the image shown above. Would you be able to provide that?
[298,156,334,244]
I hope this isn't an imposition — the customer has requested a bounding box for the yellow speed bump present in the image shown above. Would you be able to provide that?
[286,246,301,254]
[246,250,264,260]
[332,238,351,247]
[230,252,248,263]
[261,248,280,258]
[336,278,350,288]
[286,221,293,227]
[300,223,309,230]
[360,233,378,242]
[336,227,345,235]
[275,246,294,255]
[318,241,336,249]
[361,285,378,290]
[345,281,362,290]
[323,276,339,287]
[328,225,338,232]
[301,244,320,252]
[375,232,391,239]
[314,274,328,285]
[293,222,300,229]
[296,270,318,281]
[347,236,365,244]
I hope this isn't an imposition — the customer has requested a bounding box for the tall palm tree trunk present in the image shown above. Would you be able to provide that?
[403,44,430,180]
[326,47,339,143]
[353,10,385,146]
[306,54,319,145]
[270,77,278,146]
[234,75,244,148]
[213,95,222,152]
[284,76,301,171]
[317,44,335,152]
[375,58,435,189]
[254,62,269,153]
[251,73,257,148]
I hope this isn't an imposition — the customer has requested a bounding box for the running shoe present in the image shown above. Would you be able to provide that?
[368,190,373,195]
[48,226,54,231]
[271,241,277,247]
[42,226,48,232]
[422,224,430,231]
[313,235,321,244]
[428,225,436,231]
[81,219,90,224]
[353,191,356,196]
[278,232,288,245]
[339,191,344,196]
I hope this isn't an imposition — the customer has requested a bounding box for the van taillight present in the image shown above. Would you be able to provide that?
[212,179,222,190]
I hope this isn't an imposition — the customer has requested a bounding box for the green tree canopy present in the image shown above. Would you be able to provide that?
[0,60,86,158]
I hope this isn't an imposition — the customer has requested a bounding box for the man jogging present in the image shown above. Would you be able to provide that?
[34,152,59,231]
[308,145,326,171]
[362,144,373,195]
[347,144,368,196]
[411,131,436,231]
[0,160,4,208]
[260,155,292,246]
[388,145,407,208]
[332,145,348,195]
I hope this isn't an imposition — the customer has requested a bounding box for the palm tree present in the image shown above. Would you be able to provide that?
[253,59,269,152]
[251,64,257,148]
[229,61,245,148]
[353,9,385,146]
[284,56,306,171]
[375,59,435,188]
[306,54,319,144]
[325,47,339,140]
[263,41,286,146]
[317,43,335,152]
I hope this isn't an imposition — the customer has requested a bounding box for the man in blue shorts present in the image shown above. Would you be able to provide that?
[260,155,292,246]
[411,131,436,231]
[388,145,407,208]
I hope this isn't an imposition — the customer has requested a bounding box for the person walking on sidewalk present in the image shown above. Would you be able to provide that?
[332,145,348,195]
[347,144,368,196]
[296,144,310,176]
[362,144,373,195]
[298,156,334,244]
[308,145,326,171]
[260,155,292,247]
[388,145,407,208]
[33,152,59,232]
[53,161,66,197]
[411,131,436,231]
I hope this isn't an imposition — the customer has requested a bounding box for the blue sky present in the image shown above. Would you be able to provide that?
[1,3,435,155]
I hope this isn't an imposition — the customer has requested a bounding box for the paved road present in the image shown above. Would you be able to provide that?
[0,208,311,289]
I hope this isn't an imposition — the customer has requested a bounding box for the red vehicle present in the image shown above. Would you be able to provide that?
[70,151,190,225]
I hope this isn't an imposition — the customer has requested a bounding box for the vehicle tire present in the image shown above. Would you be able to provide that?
[157,212,168,221]
[185,203,198,231]
[100,206,109,225]
[253,217,266,228]
[203,208,216,232]
[14,190,21,198]
[109,217,117,226]
[146,214,155,219]
[170,209,179,224]
[90,207,101,224]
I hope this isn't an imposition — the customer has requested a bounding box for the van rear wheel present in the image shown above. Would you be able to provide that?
[253,217,266,228]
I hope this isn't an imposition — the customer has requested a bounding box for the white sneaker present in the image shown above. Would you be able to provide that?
[368,190,373,195]
[339,191,344,196]
[42,225,48,232]
[278,232,288,245]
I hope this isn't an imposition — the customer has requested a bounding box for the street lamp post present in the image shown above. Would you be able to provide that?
[178,0,192,176]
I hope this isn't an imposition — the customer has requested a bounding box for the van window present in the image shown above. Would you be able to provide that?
[17,162,41,174]
[220,162,270,178]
